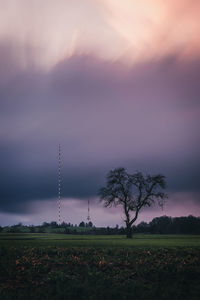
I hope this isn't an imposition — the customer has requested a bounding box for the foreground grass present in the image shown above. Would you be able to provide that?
[0,234,200,299]
[1,233,200,248]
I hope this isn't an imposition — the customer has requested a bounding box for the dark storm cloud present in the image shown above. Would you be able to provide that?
[0,40,200,213]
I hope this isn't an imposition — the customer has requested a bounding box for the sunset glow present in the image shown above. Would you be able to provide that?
[0,0,200,69]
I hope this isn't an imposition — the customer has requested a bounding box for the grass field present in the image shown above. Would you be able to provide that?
[0,233,200,299]
[0,233,200,248]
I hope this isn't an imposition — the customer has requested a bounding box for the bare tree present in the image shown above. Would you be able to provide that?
[99,168,167,238]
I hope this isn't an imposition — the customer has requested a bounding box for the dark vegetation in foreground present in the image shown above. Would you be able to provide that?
[1,215,200,235]
[0,245,200,300]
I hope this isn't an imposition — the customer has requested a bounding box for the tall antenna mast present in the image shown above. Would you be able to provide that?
[87,199,91,222]
[58,144,61,225]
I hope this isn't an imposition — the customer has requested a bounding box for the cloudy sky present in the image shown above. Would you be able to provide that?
[0,0,200,226]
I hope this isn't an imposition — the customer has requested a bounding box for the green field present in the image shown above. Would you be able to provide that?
[0,233,200,248]
[0,234,200,299]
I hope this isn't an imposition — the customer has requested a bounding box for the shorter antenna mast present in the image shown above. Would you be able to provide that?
[87,199,91,222]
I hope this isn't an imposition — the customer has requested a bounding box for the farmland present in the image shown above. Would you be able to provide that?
[0,234,200,299]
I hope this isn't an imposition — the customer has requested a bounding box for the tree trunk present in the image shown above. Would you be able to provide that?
[126,223,132,238]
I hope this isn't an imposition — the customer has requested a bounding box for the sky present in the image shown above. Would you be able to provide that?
[0,0,200,226]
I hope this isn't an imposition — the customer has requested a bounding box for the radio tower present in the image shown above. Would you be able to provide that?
[58,144,61,225]
[87,199,91,222]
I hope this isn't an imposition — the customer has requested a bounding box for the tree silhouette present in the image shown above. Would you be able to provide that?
[99,167,167,238]
[79,221,85,227]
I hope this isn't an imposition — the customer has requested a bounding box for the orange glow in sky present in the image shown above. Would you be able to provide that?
[0,0,199,68]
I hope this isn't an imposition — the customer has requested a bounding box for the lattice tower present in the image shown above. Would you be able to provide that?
[58,144,61,224]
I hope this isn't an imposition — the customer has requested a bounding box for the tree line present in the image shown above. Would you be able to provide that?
[1,215,199,234]
[135,215,200,234]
